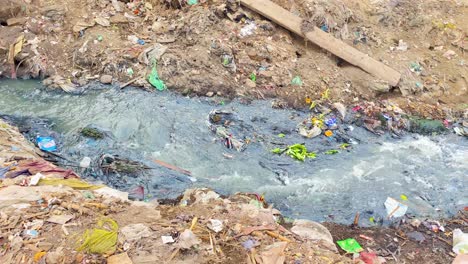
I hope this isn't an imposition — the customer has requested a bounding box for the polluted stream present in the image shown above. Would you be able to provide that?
[0,79,467,225]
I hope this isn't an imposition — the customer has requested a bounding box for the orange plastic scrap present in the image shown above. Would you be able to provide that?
[6,159,79,179]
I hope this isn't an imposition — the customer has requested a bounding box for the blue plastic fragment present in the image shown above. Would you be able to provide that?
[37,136,57,152]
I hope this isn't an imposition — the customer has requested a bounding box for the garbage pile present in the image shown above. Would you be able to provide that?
[0,0,466,119]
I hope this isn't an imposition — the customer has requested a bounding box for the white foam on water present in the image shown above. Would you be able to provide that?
[379,136,443,158]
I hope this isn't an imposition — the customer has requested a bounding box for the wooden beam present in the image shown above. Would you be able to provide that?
[240,0,401,86]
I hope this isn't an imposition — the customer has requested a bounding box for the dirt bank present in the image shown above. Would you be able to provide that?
[1,115,467,263]
[0,0,467,118]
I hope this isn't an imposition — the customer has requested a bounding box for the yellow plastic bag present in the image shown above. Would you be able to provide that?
[77,218,119,254]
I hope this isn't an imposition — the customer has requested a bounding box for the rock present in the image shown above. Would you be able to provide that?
[6,17,27,26]
[407,231,425,242]
[100,75,113,84]
[120,223,152,242]
[291,219,337,252]
[206,91,214,97]
[107,252,133,264]
[333,102,346,119]
[245,79,256,88]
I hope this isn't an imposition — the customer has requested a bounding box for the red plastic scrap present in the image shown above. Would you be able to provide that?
[6,160,79,179]
[359,252,379,264]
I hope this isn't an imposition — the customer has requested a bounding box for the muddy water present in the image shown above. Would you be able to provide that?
[1,79,467,224]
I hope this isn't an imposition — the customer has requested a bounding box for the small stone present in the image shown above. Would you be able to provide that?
[245,79,256,88]
[407,231,425,242]
[6,17,27,26]
[100,75,113,84]
[370,82,390,93]
[206,91,214,97]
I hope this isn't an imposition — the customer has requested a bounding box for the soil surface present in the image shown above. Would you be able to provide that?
[0,0,467,118]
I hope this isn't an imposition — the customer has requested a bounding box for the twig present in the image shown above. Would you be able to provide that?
[265,230,292,242]
[119,77,140,89]
[168,248,180,262]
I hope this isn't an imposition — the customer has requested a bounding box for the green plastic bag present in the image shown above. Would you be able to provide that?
[148,61,166,91]
[337,238,363,253]
[187,0,198,5]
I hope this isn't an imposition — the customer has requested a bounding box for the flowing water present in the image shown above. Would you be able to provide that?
[1,79,467,224]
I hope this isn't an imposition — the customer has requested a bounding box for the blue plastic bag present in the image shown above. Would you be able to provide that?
[37,136,57,152]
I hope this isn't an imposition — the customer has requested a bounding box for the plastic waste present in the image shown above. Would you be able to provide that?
[127,35,139,44]
[325,117,337,127]
[137,39,145,45]
[208,219,223,233]
[337,238,363,253]
[78,218,118,254]
[29,173,44,186]
[25,230,39,237]
[324,149,339,155]
[97,35,103,42]
[384,197,408,218]
[272,144,316,161]
[37,136,57,152]
[39,178,103,190]
[161,235,175,244]
[148,61,166,91]
[453,229,468,254]
[250,72,257,82]
[187,0,198,5]
[126,68,134,76]
[320,24,329,32]
[80,157,91,168]
[291,76,303,86]
[240,21,257,37]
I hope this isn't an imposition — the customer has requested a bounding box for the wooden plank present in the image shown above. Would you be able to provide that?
[240,0,401,86]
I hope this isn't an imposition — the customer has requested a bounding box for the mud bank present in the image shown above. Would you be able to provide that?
[1,0,467,116]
